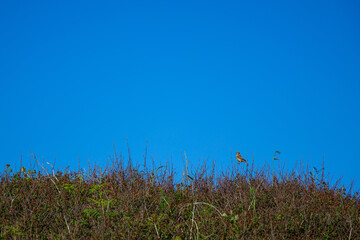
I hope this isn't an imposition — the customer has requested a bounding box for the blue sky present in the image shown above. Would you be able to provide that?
[1,0,359,191]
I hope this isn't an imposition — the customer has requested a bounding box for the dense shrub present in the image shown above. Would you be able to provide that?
[1,153,359,239]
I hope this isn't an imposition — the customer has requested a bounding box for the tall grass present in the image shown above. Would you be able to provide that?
[1,150,359,239]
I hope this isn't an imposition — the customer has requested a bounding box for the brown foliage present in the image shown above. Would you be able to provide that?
[1,153,359,239]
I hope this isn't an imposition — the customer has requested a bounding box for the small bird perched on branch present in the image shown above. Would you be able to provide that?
[236,152,248,165]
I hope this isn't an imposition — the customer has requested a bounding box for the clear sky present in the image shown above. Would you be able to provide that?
[1,0,359,191]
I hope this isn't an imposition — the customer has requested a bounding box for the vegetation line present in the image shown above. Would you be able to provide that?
[1,150,359,239]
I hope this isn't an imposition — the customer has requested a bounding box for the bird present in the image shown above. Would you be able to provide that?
[236,152,248,165]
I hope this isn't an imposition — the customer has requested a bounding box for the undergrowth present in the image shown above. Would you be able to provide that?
[0,151,359,239]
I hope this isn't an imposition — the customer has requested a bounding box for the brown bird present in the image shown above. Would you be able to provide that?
[236,152,248,165]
